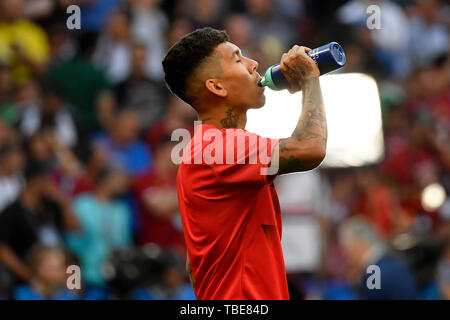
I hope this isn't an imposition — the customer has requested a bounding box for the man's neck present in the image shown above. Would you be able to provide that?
[198,107,247,129]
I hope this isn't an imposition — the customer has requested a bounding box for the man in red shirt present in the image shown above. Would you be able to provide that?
[162,28,327,299]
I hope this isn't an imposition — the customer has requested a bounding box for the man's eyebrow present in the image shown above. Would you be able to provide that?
[232,49,241,59]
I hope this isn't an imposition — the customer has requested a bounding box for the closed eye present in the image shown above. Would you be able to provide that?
[236,60,242,63]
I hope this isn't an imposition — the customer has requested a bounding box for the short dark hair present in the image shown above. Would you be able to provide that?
[162,27,229,105]
[24,161,48,183]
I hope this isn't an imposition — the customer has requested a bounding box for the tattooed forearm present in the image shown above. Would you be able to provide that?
[293,77,327,148]
[275,76,327,174]
[272,46,326,174]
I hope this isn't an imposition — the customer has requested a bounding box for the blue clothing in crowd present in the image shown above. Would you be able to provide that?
[14,285,76,300]
[64,194,132,286]
[80,0,121,32]
[360,254,417,300]
[93,132,152,176]
[133,283,196,300]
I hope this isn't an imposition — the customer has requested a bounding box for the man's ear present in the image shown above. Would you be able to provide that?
[205,79,227,98]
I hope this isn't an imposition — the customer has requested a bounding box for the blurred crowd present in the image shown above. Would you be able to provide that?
[0,0,448,300]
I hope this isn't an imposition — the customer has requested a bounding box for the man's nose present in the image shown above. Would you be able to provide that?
[248,58,259,73]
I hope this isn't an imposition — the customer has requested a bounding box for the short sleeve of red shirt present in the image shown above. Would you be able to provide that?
[177,124,289,300]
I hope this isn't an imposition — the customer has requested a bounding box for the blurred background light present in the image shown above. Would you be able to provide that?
[246,73,384,168]
[421,182,447,212]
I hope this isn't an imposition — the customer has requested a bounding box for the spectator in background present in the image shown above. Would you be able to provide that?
[322,173,358,287]
[408,0,449,69]
[11,80,41,128]
[146,96,195,152]
[274,170,334,298]
[94,108,152,176]
[337,0,410,77]
[275,171,332,273]
[16,81,82,149]
[45,32,112,132]
[114,43,168,129]
[14,244,76,300]
[65,167,132,288]
[353,167,402,238]
[93,106,152,237]
[182,0,227,30]
[0,140,24,212]
[403,54,449,147]
[79,0,121,33]
[338,216,417,299]
[0,162,79,284]
[71,144,109,197]
[223,14,254,57]
[128,0,169,80]
[337,31,386,79]
[24,130,54,168]
[277,0,305,26]
[223,14,270,71]
[166,18,193,48]
[404,237,443,300]
[92,8,132,84]
[133,135,185,256]
[46,24,76,67]
[23,129,84,197]
[244,0,296,63]
[133,250,195,300]
[0,0,50,85]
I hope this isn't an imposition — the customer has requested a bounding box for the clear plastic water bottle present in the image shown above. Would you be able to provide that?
[258,42,346,91]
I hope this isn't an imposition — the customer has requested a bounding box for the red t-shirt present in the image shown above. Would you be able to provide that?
[177,124,289,300]
[132,172,186,254]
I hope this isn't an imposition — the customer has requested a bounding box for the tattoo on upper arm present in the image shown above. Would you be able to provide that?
[279,155,306,173]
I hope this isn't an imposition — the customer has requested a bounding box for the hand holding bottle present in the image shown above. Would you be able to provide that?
[279,45,320,94]
[258,42,346,92]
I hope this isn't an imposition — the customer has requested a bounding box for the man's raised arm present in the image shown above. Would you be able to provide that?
[272,45,328,175]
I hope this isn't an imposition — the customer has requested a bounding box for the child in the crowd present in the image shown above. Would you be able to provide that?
[14,245,76,300]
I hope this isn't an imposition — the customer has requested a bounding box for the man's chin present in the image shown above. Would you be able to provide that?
[257,94,266,108]
[247,94,266,109]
